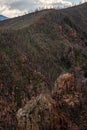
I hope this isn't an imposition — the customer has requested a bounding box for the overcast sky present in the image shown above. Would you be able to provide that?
[0,0,86,18]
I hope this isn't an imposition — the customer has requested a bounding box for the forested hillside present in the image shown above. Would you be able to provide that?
[0,3,87,130]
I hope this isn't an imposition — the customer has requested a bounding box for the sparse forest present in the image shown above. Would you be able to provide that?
[0,2,87,130]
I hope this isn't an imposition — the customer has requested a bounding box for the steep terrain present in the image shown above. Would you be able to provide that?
[0,3,87,130]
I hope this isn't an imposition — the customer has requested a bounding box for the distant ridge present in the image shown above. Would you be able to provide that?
[0,15,8,21]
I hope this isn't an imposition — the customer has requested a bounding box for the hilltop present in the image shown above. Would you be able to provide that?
[0,3,87,130]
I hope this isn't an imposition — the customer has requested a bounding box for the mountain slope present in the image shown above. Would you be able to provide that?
[0,3,87,130]
[0,3,87,31]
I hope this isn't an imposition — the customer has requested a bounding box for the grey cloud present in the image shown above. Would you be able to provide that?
[9,0,41,11]
[0,0,73,17]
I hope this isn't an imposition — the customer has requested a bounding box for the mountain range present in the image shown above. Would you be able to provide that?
[0,3,87,130]
[0,15,8,21]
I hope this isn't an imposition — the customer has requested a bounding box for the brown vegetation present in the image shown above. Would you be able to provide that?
[0,3,87,130]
